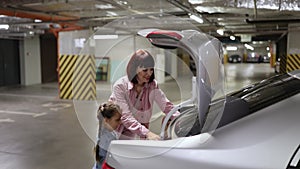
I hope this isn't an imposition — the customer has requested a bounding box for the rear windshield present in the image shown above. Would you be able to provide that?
[173,72,300,137]
[233,73,300,113]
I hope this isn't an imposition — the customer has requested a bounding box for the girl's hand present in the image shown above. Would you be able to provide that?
[146,131,160,140]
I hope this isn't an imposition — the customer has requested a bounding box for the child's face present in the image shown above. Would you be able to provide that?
[105,112,121,131]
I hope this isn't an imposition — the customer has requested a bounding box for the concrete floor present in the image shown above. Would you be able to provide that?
[0,63,275,169]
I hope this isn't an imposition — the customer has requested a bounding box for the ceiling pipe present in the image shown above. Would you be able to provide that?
[166,0,212,24]
[0,8,79,22]
[278,0,282,10]
[253,0,257,18]
[0,7,83,36]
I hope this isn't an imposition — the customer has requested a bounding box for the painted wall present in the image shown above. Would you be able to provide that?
[59,29,93,55]
[59,30,170,84]
[288,23,300,54]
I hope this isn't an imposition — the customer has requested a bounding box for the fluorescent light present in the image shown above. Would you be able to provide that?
[117,1,128,5]
[188,0,201,4]
[244,43,254,50]
[266,47,270,51]
[230,36,236,40]
[226,46,238,51]
[95,4,115,9]
[106,11,118,16]
[0,24,9,29]
[217,29,224,35]
[93,35,118,39]
[34,19,42,23]
[189,14,203,23]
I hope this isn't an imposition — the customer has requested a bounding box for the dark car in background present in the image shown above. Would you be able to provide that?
[262,55,270,63]
[228,54,242,63]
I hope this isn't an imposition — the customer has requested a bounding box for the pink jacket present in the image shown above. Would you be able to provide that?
[109,76,179,138]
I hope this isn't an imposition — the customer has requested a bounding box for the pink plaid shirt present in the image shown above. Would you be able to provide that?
[109,76,179,138]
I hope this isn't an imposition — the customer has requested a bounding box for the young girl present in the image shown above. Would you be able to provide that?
[93,102,122,169]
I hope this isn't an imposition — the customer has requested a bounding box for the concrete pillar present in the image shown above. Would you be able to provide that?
[285,23,300,72]
[287,23,300,54]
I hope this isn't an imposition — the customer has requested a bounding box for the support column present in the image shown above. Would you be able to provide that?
[286,23,300,72]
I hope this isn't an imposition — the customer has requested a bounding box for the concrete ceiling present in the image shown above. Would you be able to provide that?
[0,0,300,41]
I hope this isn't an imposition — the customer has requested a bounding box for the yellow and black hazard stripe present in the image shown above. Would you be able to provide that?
[58,54,96,100]
[280,54,287,73]
[286,54,300,72]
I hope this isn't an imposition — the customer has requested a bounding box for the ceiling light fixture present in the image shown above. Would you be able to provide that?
[117,1,128,5]
[189,14,203,24]
[93,35,118,40]
[106,11,118,17]
[226,46,238,51]
[244,43,254,50]
[95,4,115,9]
[217,29,224,35]
[0,24,9,30]
[188,0,201,5]
[34,19,42,23]
[230,36,236,40]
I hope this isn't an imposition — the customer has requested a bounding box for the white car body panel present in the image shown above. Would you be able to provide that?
[106,94,300,169]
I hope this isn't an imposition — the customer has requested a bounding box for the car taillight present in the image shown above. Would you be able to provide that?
[102,160,115,169]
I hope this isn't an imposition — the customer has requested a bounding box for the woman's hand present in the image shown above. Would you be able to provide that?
[146,131,160,140]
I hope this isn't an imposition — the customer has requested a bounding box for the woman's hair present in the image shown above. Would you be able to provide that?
[97,101,121,121]
[126,49,155,84]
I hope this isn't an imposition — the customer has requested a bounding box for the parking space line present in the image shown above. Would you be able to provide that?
[0,110,47,118]
[0,118,15,123]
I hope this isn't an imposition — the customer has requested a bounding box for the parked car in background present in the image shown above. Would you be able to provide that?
[262,55,271,63]
[246,53,260,63]
[228,54,242,63]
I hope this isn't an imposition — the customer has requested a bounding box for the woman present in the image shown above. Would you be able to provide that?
[109,49,179,140]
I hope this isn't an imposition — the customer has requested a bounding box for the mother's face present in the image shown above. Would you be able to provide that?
[136,66,154,84]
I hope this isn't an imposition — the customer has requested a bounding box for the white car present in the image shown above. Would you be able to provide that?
[102,29,300,169]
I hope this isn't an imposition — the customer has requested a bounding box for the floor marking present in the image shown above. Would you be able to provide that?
[0,110,47,118]
[0,118,15,123]
[0,93,55,99]
[42,102,72,111]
